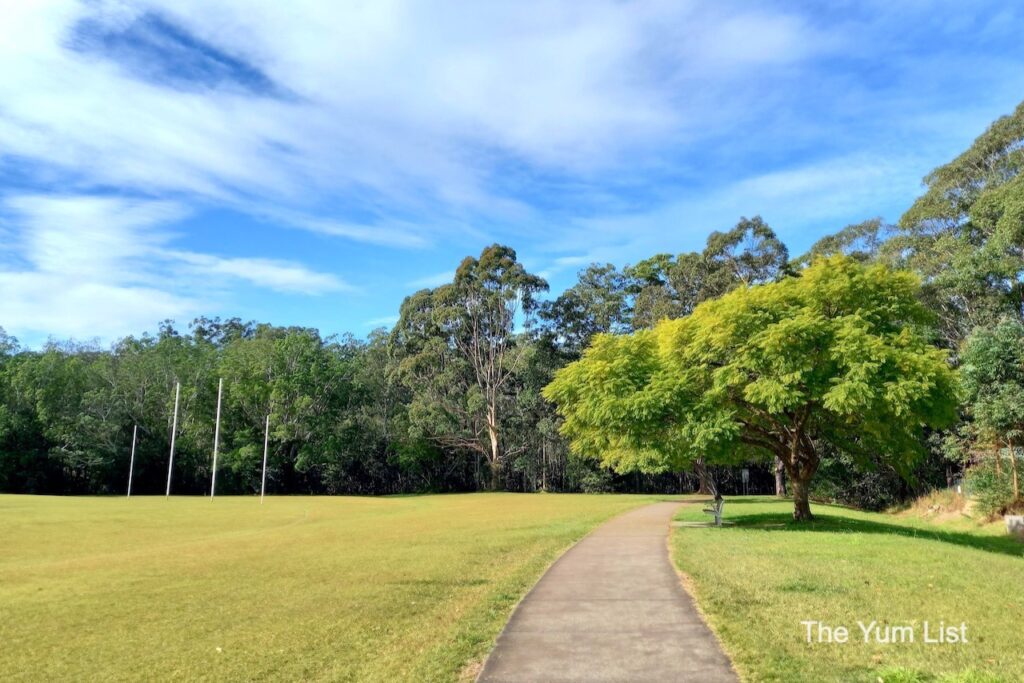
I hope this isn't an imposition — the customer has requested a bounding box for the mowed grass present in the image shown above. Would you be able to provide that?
[0,493,660,681]
[671,497,1024,683]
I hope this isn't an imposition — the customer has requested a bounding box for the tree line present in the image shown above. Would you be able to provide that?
[1,99,1023,509]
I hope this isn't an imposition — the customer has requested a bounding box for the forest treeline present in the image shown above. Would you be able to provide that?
[1,99,1022,503]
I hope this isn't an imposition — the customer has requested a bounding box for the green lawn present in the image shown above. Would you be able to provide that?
[670,497,1024,683]
[0,493,659,681]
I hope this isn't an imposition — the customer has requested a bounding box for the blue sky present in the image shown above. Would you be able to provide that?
[1,1,1023,346]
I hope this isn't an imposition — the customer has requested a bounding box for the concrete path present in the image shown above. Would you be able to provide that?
[477,502,738,682]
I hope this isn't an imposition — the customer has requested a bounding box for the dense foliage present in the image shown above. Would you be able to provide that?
[544,257,959,519]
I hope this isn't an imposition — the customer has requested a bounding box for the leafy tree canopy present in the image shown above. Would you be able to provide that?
[544,256,959,520]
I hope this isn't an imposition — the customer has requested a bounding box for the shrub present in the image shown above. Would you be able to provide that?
[963,462,1015,518]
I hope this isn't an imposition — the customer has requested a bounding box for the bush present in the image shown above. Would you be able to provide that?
[812,446,948,511]
[565,458,614,493]
[963,462,1015,518]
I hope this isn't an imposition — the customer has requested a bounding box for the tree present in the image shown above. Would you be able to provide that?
[885,99,1024,348]
[797,218,892,265]
[539,263,631,354]
[394,244,548,488]
[961,319,1024,500]
[544,256,959,520]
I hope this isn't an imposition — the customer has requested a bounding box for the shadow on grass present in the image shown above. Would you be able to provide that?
[709,508,1024,559]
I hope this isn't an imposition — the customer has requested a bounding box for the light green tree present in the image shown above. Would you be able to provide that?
[544,256,959,520]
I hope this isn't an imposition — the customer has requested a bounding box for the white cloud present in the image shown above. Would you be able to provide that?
[168,251,350,295]
[0,194,347,339]
[0,1,830,232]
[539,152,934,270]
[2,0,1021,340]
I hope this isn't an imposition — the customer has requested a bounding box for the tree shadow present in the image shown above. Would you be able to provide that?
[713,509,1023,559]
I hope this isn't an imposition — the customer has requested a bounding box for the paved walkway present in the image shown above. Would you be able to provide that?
[477,502,738,682]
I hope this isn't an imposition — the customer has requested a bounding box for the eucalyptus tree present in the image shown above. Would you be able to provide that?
[797,218,892,265]
[394,244,548,488]
[628,216,790,330]
[539,263,631,355]
[886,99,1024,348]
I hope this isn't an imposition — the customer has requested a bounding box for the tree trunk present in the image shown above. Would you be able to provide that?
[774,456,786,497]
[783,443,819,522]
[541,442,548,492]
[1010,438,1020,500]
[693,458,717,496]
[791,476,813,521]
[995,442,1002,475]
[489,458,502,490]
[486,405,501,491]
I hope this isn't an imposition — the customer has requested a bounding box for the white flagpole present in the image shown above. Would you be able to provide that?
[127,424,138,498]
[165,382,180,498]
[260,414,270,504]
[210,378,223,500]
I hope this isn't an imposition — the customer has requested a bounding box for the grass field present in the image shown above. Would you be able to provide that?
[670,497,1024,683]
[0,493,660,681]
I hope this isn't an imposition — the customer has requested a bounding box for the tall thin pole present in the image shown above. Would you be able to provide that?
[210,378,223,499]
[165,382,180,498]
[260,414,270,504]
[127,424,138,498]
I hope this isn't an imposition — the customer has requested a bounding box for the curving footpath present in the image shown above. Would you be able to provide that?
[477,502,738,682]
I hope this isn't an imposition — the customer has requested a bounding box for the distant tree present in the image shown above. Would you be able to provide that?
[961,319,1024,500]
[796,218,892,265]
[885,98,1024,348]
[539,263,631,354]
[394,244,548,489]
[544,256,959,520]
[627,216,789,331]
[0,328,18,356]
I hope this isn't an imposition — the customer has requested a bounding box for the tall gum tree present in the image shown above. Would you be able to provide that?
[394,244,547,489]
[544,256,959,520]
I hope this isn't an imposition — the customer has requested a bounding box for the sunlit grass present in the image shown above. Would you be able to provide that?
[0,493,661,681]
[671,497,1023,683]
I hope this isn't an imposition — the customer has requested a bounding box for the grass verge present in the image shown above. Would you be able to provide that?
[670,497,1023,683]
[0,493,659,681]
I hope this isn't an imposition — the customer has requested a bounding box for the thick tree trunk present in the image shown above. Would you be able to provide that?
[774,456,786,497]
[791,476,813,521]
[782,439,819,522]
[693,458,716,496]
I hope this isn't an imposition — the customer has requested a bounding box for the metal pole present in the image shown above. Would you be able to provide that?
[260,414,270,504]
[127,424,138,498]
[210,378,223,500]
[165,382,180,498]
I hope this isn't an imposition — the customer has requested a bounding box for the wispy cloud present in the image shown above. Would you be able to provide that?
[168,251,351,295]
[0,194,346,339]
[1,1,1022,341]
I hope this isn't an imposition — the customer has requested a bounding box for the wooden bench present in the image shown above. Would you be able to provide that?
[703,497,725,527]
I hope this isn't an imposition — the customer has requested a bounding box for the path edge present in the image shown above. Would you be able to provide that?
[471,498,681,682]
[666,500,744,682]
